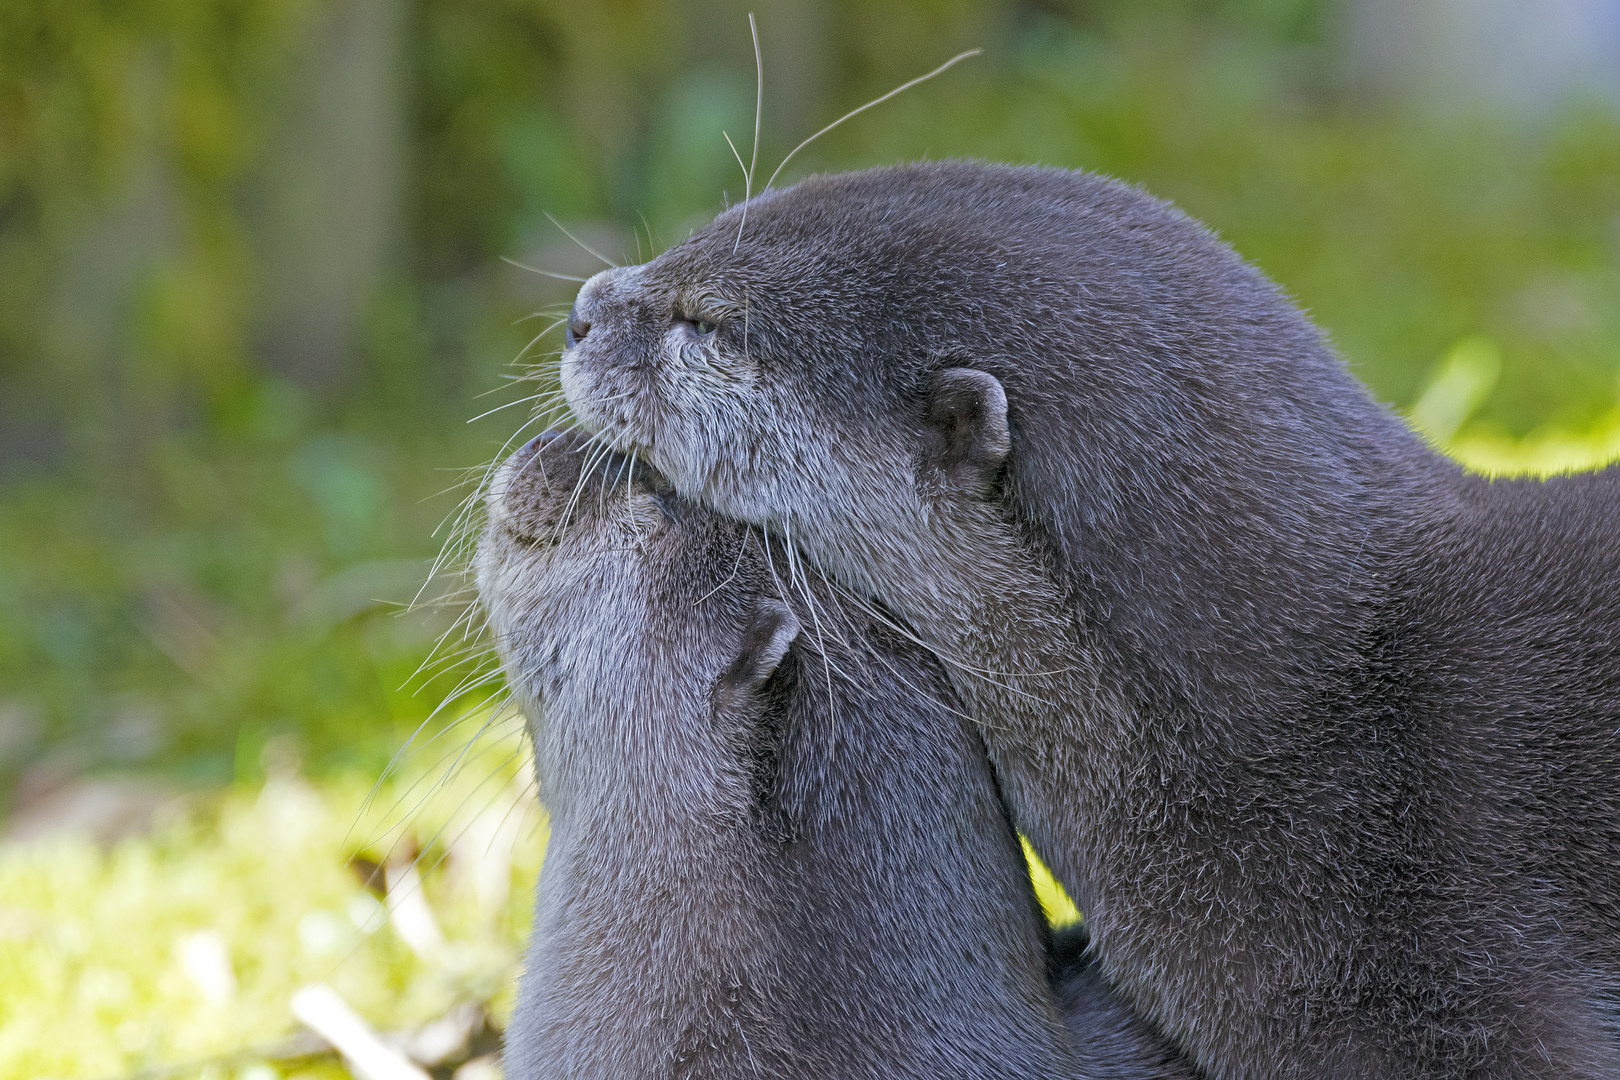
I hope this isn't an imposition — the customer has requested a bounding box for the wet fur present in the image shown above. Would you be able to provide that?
[477,431,1199,1079]
[558,161,1620,1079]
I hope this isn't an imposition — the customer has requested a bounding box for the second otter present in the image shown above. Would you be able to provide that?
[477,430,1197,1079]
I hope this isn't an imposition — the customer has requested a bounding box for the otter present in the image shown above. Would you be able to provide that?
[556,161,1620,1079]
[477,429,1200,1079]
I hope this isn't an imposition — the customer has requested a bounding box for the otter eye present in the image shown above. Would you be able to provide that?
[680,315,717,338]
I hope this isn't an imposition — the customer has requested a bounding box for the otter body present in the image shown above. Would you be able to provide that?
[477,430,1198,1079]
[558,162,1620,1079]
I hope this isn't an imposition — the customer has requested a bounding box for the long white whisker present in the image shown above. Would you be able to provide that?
[724,130,749,185]
[696,528,751,605]
[499,255,587,282]
[466,390,554,425]
[820,576,1072,693]
[765,48,981,191]
[543,212,618,268]
[637,211,655,262]
[513,318,570,365]
[555,435,618,546]
[734,11,765,254]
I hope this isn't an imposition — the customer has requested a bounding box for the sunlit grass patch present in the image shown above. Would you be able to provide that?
[0,714,541,1080]
[1447,408,1620,477]
[1409,336,1620,477]
[1021,837,1082,929]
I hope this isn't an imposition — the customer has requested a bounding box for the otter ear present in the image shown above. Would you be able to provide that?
[922,367,1010,497]
[719,599,801,699]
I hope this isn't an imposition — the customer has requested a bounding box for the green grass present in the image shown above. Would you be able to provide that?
[0,713,541,1080]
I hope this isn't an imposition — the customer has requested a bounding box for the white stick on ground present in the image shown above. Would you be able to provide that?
[290,984,432,1080]
[383,861,448,961]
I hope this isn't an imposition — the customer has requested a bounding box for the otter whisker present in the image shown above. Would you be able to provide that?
[694,529,751,605]
[466,387,561,425]
[483,767,542,859]
[723,130,750,192]
[554,433,620,547]
[366,709,506,843]
[419,472,481,508]
[513,390,575,420]
[606,449,636,528]
[562,389,633,407]
[819,575,1071,702]
[511,307,574,327]
[438,656,512,699]
[498,363,561,383]
[624,452,644,540]
[350,680,508,843]
[516,358,563,378]
[434,402,559,559]
[763,49,979,191]
[757,524,848,704]
[404,743,528,885]
[409,603,499,686]
[404,639,497,687]
[758,520,787,611]
[777,520,850,698]
[500,254,588,282]
[736,1016,762,1079]
[475,355,558,398]
[636,211,655,263]
[514,318,571,365]
[731,11,765,255]
[366,690,514,858]
[541,215,618,269]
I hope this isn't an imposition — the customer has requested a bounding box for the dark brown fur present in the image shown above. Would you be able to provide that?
[558,161,1620,1079]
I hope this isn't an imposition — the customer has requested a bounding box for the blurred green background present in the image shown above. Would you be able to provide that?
[2,0,1620,1075]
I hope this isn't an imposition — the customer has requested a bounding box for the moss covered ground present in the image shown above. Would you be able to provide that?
[0,715,541,1080]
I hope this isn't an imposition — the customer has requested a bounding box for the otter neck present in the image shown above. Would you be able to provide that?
[779,487,1419,909]
[787,505,1125,900]
[517,689,779,1080]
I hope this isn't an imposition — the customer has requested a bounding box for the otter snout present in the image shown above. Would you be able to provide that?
[563,310,590,346]
[563,268,621,348]
[485,428,589,542]
[485,426,669,547]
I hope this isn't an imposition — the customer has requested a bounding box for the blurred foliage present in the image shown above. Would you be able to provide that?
[1023,837,1081,928]
[0,0,1618,796]
[0,714,539,1080]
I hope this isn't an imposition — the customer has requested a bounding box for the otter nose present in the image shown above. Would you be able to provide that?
[564,307,591,347]
[566,268,621,347]
[516,429,566,462]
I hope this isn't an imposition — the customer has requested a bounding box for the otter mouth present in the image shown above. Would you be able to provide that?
[563,397,657,469]
[488,427,668,544]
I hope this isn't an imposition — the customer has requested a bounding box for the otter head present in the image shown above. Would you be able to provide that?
[476,430,800,811]
[558,164,1043,595]
[559,161,1389,678]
